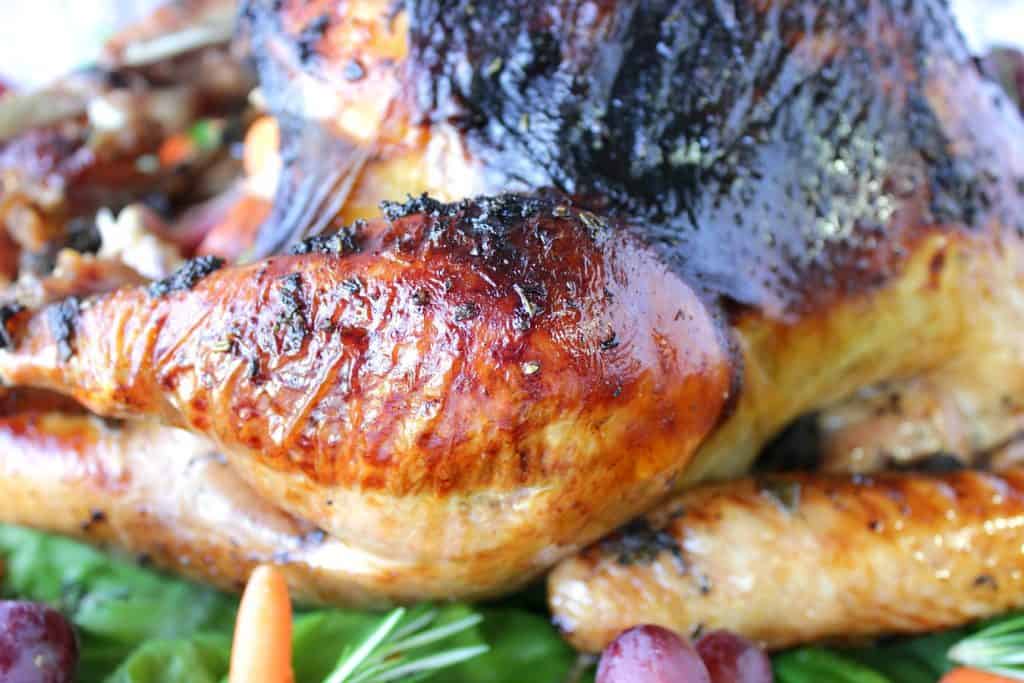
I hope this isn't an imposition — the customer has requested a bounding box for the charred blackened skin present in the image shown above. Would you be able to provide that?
[600,518,684,567]
[379,193,574,333]
[380,192,549,226]
[289,224,363,255]
[0,304,24,350]
[380,193,450,221]
[297,13,330,63]
[46,297,80,362]
[405,0,998,315]
[277,273,307,355]
[148,256,225,298]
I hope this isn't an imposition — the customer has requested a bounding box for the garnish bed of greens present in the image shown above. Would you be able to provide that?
[1,524,1020,683]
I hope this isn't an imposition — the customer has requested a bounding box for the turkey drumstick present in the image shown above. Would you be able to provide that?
[0,197,733,598]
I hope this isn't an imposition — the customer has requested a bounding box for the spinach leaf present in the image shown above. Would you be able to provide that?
[0,526,574,683]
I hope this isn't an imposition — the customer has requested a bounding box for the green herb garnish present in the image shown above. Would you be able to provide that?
[323,607,487,683]
[949,613,1024,679]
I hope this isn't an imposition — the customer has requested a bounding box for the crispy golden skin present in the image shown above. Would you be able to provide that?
[549,468,1024,651]
[0,411,422,605]
[0,198,732,598]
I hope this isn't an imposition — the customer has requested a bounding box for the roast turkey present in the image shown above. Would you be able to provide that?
[0,0,1023,650]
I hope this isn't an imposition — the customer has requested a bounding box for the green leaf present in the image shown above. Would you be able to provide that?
[774,648,893,683]
[17,523,1024,683]
[0,525,236,641]
[438,608,577,683]
[776,612,1024,683]
[849,629,963,681]
[78,634,141,682]
[0,525,237,681]
[104,633,231,683]
[0,526,576,683]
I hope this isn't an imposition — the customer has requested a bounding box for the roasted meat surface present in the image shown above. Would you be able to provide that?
[1,0,1024,650]
[550,467,1024,651]
[0,199,733,600]
[0,410,416,604]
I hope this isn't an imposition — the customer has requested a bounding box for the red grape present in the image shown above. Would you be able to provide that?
[597,624,711,683]
[696,630,773,683]
[0,601,78,683]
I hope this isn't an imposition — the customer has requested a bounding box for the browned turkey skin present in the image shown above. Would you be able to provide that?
[0,199,733,599]
[1,0,1024,651]
[550,468,1024,651]
[0,410,422,605]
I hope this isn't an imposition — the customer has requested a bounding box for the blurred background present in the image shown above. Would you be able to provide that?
[1,1,166,87]
[951,0,1024,50]
[0,0,1023,88]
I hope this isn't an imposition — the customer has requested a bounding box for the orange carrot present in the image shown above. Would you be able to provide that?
[229,565,294,683]
[940,667,1020,683]
[158,133,195,167]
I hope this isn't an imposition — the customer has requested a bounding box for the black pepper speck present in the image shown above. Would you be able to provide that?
[289,226,362,256]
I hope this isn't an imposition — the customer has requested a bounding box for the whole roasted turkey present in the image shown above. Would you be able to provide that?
[1,0,1024,652]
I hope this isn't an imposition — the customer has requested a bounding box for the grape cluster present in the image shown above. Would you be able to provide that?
[597,624,771,683]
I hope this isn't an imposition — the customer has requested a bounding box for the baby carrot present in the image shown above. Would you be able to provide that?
[229,564,294,683]
[940,667,1020,683]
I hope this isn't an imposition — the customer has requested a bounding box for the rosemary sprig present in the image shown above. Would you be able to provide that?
[323,607,488,683]
[949,613,1024,679]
